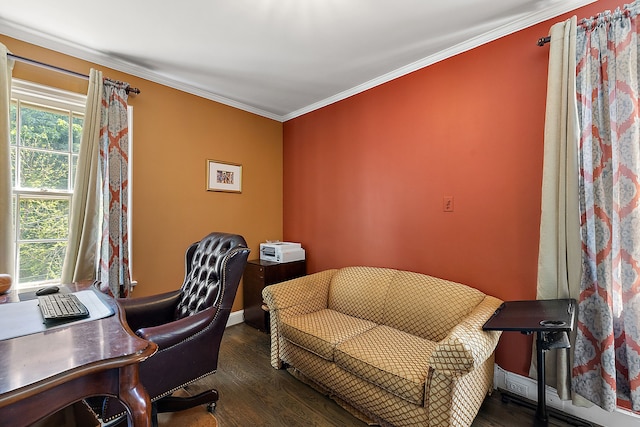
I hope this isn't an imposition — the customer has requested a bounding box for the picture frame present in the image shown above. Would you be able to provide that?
[206,159,242,193]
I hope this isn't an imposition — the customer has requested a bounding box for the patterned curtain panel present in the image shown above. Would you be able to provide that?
[98,79,131,298]
[573,2,640,412]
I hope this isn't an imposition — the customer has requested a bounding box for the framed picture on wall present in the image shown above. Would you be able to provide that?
[206,159,242,193]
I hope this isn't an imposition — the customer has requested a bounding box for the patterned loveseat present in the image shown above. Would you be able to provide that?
[262,266,503,427]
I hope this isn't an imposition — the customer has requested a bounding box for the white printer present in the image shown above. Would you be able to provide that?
[259,242,305,263]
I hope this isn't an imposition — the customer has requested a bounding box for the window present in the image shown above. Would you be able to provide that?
[8,79,133,290]
[9,80,85,289]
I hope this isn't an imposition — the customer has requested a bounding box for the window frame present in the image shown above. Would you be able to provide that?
[9,79,134,289]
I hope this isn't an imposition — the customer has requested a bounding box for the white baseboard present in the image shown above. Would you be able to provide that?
[494,364,639,427]
[226,309,244,327]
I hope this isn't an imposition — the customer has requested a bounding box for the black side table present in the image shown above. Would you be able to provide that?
[483,299,576,426]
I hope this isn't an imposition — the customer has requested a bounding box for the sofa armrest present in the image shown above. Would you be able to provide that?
[262,269,336,368]
[262,269,336,316]
[429,295,503,377]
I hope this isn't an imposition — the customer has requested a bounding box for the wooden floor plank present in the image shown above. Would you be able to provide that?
[186,323,592,427]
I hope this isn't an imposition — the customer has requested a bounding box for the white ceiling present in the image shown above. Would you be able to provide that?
[0,0,594,121]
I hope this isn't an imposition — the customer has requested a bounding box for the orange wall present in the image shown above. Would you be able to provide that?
[283,0,622,376]
[1,35,283,311]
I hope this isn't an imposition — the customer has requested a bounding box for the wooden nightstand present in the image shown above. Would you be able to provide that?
[242,259,306,331]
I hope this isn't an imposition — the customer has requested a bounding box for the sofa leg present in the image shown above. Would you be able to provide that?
[156,389,219,413]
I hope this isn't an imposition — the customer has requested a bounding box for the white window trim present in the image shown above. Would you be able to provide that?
[12,79,86,111]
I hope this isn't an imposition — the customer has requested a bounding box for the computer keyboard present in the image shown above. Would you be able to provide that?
[38,293,90,321]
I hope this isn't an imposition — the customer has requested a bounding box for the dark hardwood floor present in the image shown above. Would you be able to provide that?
[185,323,591,427]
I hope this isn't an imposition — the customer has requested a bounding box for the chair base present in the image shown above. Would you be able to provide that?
[156,388,219,413]
[104,389,220,427]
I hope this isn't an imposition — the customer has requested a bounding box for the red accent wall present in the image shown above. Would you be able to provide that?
[283,0,623,376]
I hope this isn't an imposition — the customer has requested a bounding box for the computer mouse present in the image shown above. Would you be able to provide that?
[35,286,60,296]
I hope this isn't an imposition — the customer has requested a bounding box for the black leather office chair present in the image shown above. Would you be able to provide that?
[90,231,250,426]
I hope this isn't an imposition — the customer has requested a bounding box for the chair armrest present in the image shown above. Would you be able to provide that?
[118,290,182,332]
[135,307,214,350]
[429,295,503,377]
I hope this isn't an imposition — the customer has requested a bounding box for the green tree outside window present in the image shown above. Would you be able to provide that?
[10,100,83,286]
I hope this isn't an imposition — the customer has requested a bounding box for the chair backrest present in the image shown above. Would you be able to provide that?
[174,232,249,320]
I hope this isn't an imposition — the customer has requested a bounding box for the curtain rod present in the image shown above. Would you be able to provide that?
[7,53,141,95]
[538,36,551,47]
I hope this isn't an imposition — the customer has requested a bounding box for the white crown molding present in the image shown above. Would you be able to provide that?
[282,0,596,121]
[1,0,595,123]
[0,18,283,122]
[282,0,597,121]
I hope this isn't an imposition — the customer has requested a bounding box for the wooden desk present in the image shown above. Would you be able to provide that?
[0,284,157,427]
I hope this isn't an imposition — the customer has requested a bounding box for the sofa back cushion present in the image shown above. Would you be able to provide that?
[383,271,485,342]
[328,266,396,324]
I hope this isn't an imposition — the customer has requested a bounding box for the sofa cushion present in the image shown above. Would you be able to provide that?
[335,325,437,406]
[328,266,397,324]
[384,271,485,342]
[281,309,377,361]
